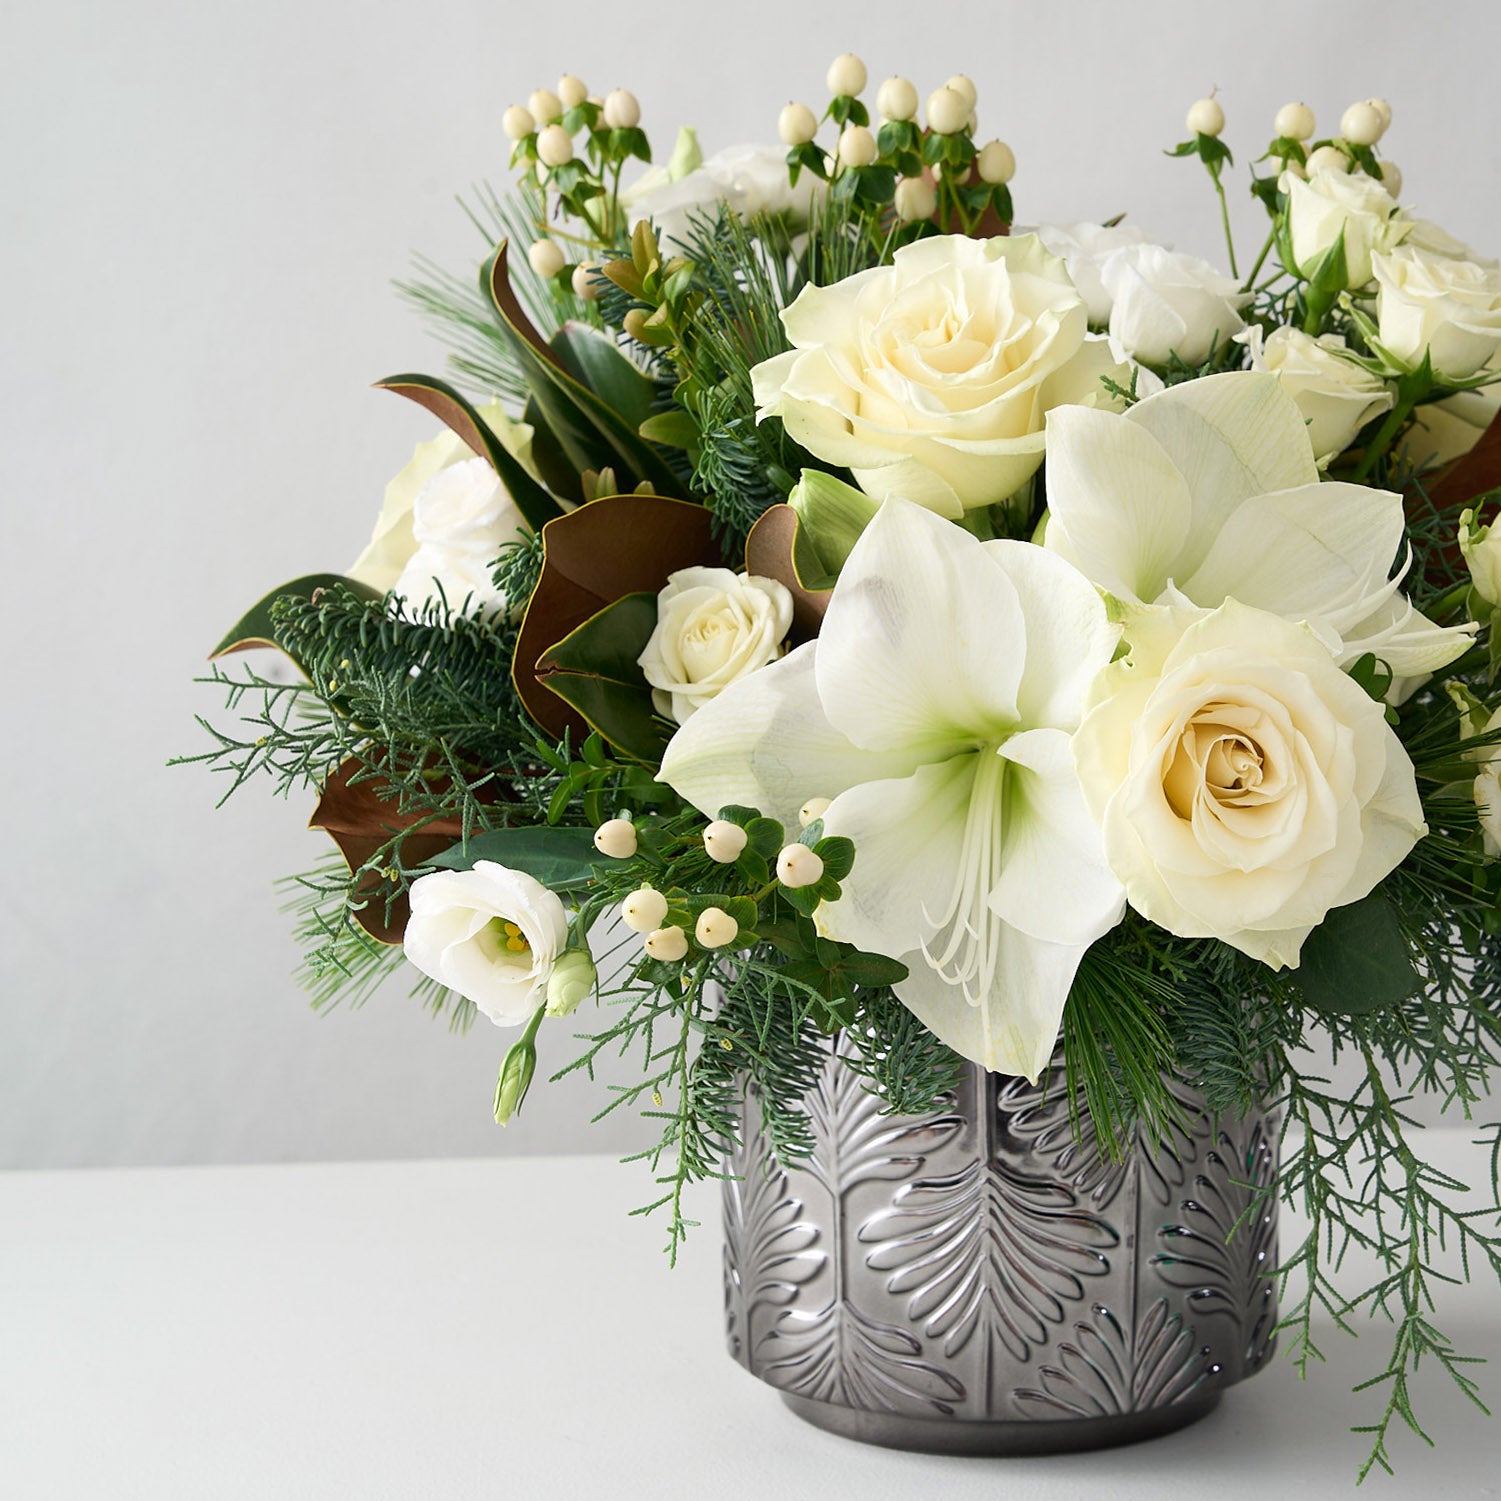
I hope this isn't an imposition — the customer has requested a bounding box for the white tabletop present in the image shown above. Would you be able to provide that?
[2,1139,1498,1500]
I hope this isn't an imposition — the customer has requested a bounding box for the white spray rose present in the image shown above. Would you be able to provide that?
[1372,245,1501,381]
[1399,217,1499,268]
[1281,166,1407,288]
[1074,601,1426,969]
[752,233,1128,515]
[1099,244,1250,366]
[404,862,569,1026]
[1460,506,1501,608]
[1036,221,1153,325]
[638,567,794,724]
[1236,325,1394,464]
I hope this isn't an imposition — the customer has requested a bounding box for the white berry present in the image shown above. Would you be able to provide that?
[779,101,818,146]
[1376,159,1402,197]
[1341,101,1385,146]
[621,887,668,934]
[777,843,825,889]
[593,817,637,859]
[536,124,574,168]
[603,88,640,129]
[826,53,867,97]
[502,105,535,141]
[695,907,739,949]
[644,926,688,962]
[703,820,749,863]
[1366,97,1393,132]
[528,88,563,125]
[798,797,832,828]
[893,176,937,222]
[945,74,978,110]
[571,262,598,300]
[977,139,1016,185]
[556,75,587,110]
[1186,97,1225,137]
[838,124,878,168]
[927,87,969,136]
[877,75,918,122]
[1305,144,1350,175]
[1273,101,1315,142]
[527,239,565,279]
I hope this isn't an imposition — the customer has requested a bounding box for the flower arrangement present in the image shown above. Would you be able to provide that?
[187,58,1501,1473]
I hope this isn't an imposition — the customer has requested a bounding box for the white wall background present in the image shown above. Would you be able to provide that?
[5,0,1500,1169]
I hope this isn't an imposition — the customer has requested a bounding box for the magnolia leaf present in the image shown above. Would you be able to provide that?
[211,574,382,665]
[309,759,468,944]
[1292,890,1422,1016]
[512,493,718,740]
[745,504,836,639]
[374,373,564,534]
[551,322,656,433]
[426,825,600,890]
[537,591,669,762]
[638,410,700,449]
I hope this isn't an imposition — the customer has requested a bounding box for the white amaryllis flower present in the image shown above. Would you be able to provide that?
[659,498,1126,1080]
[751,233,1127,515]
[1042,371,1474,679]
[1280,165,1408,288]
[403,862,569,1026]
[1099,243,1250,366]
[1372,245,1501,381]
[637,567,794,724]
[1036,221,1154,325]
[1235,325,1394,465]
[1075,602,1425,968]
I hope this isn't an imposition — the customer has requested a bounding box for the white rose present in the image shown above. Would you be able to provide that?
[1099,243,1249,366]
[1036,221,1153,325]
[1459,703,1501,856]
[350,403,537,606]
[388,457,528,620]
[1236,325,1394,464]
[752,233,1128,514]
[1398,217,1499,268]
[403,861,569,1026]
[1074,601,1426,969]
[1461,505,1501,608]
[1281,166,1407,288]
[1373,245,1501,381]
[638,567,793,724]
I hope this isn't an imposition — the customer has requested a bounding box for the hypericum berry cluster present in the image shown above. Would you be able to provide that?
[777,53,1016,235]
[1264,95,1399,195]
[503,75,652,290]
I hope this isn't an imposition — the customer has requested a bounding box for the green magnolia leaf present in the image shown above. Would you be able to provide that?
[536,590,668,762]
[1292,890,1422,1015]
[638,410,700,449]
[211,574,382,665]
[426,824,601,890]
[374,373,564,534]
[551,323,656,434]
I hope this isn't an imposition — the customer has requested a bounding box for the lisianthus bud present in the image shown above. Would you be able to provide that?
[1305,144,1349,175]
[557,74,588,110]
[603,88,640,129]
[944,74,978,110]
[695,907,739,949]
[1377,159,1402,198]
[1461,507,1501,608]
[502,105,536,141]
[621,886,669,934]
[536,124,574,167]
[528,88,563,125]
[1274,101,1315,141]
[838,124,878,168]
[799,797,832,827]
[594,817,638,858]
[893,175,937,222]
[877,75,918,122]
[1341,100,1385,146]
[926,87,969,136]
[777,843,825,889]
[545,949,597,1017]
[826,52,867,96]
[644,926,689,961]
[976,139,1016,185]
[493,1034,537,1125]
[703,820,749,863]
[528,239,565,279]
[779,101,818,146]
[1185,97,1225,137]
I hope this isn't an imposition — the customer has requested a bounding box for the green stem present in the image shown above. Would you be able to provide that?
[1213,172,1239,279]
[1351,394,1416,483]
[1242,228,1276,291]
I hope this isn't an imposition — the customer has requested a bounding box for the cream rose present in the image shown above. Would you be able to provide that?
[1036,221,1154,325]
[1461,505,1501,608]
[1281,165,1408,288]
[1236,325,1394,464]
[638,567,794,724]
[1073,601,1426,969]
[1373,245,1501,381]
[403,862,569,1026]
[1099,244,1249,366]
[751,234,1127,514]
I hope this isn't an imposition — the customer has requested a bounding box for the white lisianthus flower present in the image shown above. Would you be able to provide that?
[350,405,538,618]
[1075,602,1425,968]
[1098,243,1249,366]
[1235,325,1394,464]
[1281,165,1408,288]
[1372,245,1501,381]
[1042,371,1475,678]
[637,567,794,724]
[404,862,569,1026]
[660,499,1127,1081]
[752,234,1128,515]
[1460,506,1501,608]
[1036,221,1154,325]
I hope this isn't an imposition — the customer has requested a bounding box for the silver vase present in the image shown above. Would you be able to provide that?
[722,1038,1279,1454]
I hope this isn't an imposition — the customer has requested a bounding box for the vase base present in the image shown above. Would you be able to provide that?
[779,1389,1222,1456]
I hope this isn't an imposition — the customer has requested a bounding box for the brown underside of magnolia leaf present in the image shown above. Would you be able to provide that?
[373,380,491,462]
[1423,407,1501,514]
[489,243,569,373]
[745,504,831,642]
[513,494,719,739]
[310,759,469,945]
